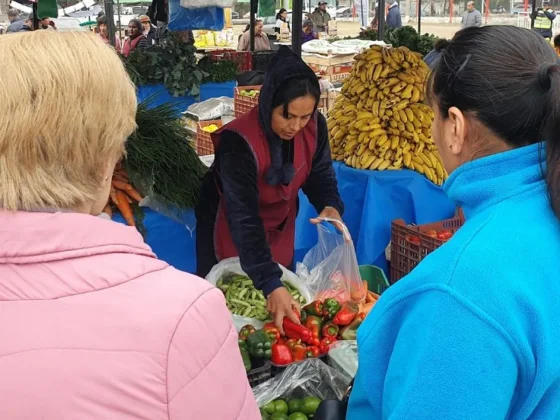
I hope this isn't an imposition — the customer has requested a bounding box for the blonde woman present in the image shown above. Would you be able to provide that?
[0,31,259,420]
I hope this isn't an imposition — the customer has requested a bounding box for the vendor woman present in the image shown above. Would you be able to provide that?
[196,47,343,330]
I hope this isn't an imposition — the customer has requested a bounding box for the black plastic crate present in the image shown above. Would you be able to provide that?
[248,359,272,388]
[252,51,276,72]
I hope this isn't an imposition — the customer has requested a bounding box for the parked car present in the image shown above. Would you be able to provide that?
[336,7,353,17]
[512,3,532,14]
[231,11,239,19]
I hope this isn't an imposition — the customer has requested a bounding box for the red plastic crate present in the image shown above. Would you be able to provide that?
[390,209,465,283]
[207,50,252,73]
[234,85,261,118]
[196,120,222,156]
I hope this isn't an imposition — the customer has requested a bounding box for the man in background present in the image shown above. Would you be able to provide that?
[461,1,482,29]
[386,1,402,29]
[532,1,556,40]
[310,1,331,33]
[6,9,26,33]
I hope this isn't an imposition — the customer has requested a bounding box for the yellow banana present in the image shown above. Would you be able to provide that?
[370,157,384,170]
[378,159,392,171]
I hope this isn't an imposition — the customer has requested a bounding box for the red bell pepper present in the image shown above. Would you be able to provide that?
[285,338,301,350]
[262,322,281,343]
[292,343,307,361]
[332,302,360,326]
[283,317,314,345]
[305,345,321,358]
[238,324,256,341]
[322,322,339,339]
[303,300,324,317]
[271,343,294,365]
[304,315,323,346]
[319,337,337,354]
[340,313,366,340]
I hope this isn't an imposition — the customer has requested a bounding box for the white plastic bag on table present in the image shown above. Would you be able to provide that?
[253,358,352,408]
[328,340,358,378]
[206,257,311,331]
[296,218,366,303]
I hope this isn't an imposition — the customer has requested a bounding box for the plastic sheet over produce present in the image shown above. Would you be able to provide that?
[328,340,358,378]
[184,96,234,121]
[206,257,311,331]
[253,359,352,408]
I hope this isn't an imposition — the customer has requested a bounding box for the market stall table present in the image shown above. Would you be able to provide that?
[112,163,455,276]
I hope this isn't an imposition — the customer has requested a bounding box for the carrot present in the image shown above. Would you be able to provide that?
[125,188,143,202]
[112,179,133,191]
[361,301,376,315]
[113,174,129,183]
[110,186,119,205]
[103,204,112,218]
[115,190,135,226]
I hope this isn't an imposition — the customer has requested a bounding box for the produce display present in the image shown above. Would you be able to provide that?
[238,281,380,372]
[328,45,448,185]
[239,89,260,98]
[261,396,322,419]
[406,228,453,245]
[217,275,306,321]
[104,164,144,227]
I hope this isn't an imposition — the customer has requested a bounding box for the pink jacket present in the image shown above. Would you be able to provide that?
[0,211,260,420]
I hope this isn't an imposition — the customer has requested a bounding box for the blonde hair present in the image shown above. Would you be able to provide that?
[0,30,137,211]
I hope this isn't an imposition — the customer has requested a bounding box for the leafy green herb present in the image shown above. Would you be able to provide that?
[125,98,207,209]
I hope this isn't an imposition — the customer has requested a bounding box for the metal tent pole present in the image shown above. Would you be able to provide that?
[250,0,256,51]
[104,0,116,47]
[530,0,537,28]
[418,0,421,32]
[292,0,303,55]
[32,1,39,30]
[377,0,385,40]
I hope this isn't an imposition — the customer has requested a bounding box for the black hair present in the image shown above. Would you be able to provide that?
[276,8,287,20]
[434,38,449,51]
[97,15,107,25]
[271,77,321,118]
[554,33,560,48]
[430,25,560,219]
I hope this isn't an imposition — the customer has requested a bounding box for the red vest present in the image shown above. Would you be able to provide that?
[122,36,142,58]
[211,107,317,267]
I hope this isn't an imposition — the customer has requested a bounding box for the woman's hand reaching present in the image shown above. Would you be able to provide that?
[267,286,301,334]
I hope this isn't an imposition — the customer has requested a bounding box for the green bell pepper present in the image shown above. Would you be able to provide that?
[246,329,272,359]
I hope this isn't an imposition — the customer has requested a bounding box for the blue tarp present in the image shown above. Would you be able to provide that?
[113,162,456,275]
[137,82,236,115]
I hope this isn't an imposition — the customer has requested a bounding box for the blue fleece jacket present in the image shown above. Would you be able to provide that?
[347,143,560,419]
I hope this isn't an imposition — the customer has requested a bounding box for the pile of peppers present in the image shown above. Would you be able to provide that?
[238,297,370,368]
[238,297,371,369]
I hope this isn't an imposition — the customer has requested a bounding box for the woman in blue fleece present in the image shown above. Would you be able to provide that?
[348,25,560,419]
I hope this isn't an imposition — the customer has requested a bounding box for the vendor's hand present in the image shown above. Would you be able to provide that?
[310,206,345,234]
[267,286,301,335]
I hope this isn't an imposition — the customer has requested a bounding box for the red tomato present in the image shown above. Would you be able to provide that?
[425,229,437,239]
[406,235,421,245]
[438,229,453,240]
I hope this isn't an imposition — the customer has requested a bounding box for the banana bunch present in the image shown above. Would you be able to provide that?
[328,45,447,185]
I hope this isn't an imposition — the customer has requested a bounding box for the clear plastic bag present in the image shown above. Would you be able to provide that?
[328,340,358,378]
[296,218,366,303]
[206,257,312,331]
[168,0,225,31]
[253,358,352,408]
